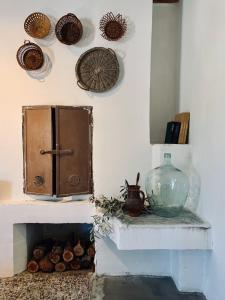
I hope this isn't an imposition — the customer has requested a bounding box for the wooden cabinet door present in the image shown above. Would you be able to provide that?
[55,106,93,196]
[23,106,53,195]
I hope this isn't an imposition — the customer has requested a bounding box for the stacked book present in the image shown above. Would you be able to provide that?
[164,112,190,144]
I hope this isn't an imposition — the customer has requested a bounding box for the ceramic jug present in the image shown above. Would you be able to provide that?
[123,184,145,217]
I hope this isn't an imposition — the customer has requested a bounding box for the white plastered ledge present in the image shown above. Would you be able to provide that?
[108,210,212,250]
[0,199,95,224]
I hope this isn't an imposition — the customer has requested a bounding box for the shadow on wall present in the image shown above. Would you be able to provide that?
[98,236,170,275]
[26,53,53,82]
[68,18,96,55]
[76,18,96,48]
[0,181,12,200]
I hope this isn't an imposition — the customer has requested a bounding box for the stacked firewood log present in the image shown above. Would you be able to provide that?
[27,239,95,273]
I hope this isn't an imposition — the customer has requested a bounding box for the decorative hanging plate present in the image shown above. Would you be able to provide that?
[24,12,51,39]
[75,47,120,92]
[100,12,127,41]
[16,40,44,71]
[55,13,83,45]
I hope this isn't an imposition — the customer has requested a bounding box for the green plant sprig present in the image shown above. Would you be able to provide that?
[89,175,153,241]
[89,195,128,241]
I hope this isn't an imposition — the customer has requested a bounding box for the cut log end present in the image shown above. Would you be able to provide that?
[70,259,81,271]
[27,260,39,273]
[39,256,54,273]
[87,245,95,258]
[81,255,92,269]
[33,247,45,260]
[74,241,85,257]
[63,250,74,262]
[49,252,61,264]
[55,262,67,272]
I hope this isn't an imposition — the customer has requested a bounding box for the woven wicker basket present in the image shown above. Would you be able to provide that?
[24,12,51,39]
[16,40,44,71]
[100,12,127,41]
[55,13,83,45]
[75,47,120,92]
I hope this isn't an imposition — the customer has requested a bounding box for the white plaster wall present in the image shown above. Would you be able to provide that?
[96,237,171,277]
[180,0,225,298]
[150,3,181,144]
[0,0,211,293]
[171,250,210,293]
[0,0,152,201]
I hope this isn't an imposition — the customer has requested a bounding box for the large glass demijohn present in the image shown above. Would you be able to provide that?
[145,153,189,217]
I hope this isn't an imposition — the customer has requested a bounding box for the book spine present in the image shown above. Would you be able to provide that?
[171,122,181,144]
[165,121,181,144]
[165,122,175,144]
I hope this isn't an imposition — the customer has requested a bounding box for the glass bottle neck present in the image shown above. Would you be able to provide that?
[163,153,172,166]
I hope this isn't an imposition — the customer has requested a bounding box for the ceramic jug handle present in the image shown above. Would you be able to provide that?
[139,191,145,201]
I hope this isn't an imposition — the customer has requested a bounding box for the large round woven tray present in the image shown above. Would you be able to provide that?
[24,12,51,39]
[16,40,44,71]
[75,47,120,92]
[55,13,83,45]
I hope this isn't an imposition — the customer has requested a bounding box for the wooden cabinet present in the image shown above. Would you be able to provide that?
[23,106,93,197]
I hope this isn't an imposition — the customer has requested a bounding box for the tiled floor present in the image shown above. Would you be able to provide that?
[92,276,207,300]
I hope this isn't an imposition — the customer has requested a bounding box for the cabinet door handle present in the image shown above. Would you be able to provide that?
[40,149,73,155]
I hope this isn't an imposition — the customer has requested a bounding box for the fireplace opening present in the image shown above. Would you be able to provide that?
[13,223,95,274]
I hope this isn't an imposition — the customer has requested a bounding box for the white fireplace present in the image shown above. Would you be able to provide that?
[0,197,212,294]
[0,200,95,277]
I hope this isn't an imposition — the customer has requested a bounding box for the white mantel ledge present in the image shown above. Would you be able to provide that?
[108,211,212,250]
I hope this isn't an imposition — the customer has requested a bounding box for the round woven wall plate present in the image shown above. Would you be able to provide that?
[24,12,51,39]
[75,47,120,93]
[16,41,44,71]
[55,13,83,45]
[100,12,127,41]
